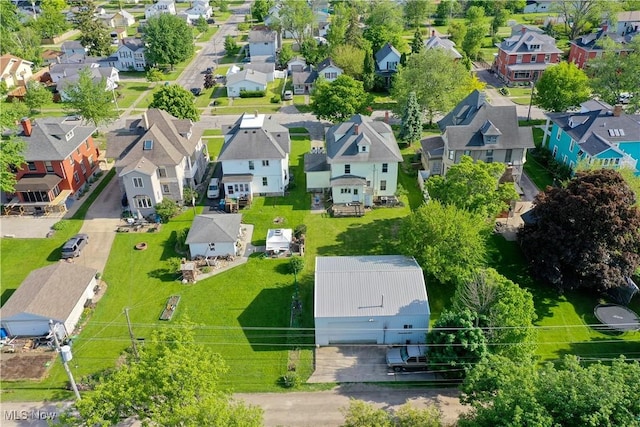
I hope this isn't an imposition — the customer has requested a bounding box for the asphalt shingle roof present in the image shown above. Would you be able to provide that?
[497,31,562,54]
[19,117,97,161]
[219,113,290,161]
[226,69,268,86]
[185,214,242,244]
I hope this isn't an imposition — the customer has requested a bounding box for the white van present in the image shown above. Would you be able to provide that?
[207,178,220,199]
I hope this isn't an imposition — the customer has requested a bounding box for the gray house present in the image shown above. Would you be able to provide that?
[107,109,208,216]
[420,90,534,184]
[185,213,243,258]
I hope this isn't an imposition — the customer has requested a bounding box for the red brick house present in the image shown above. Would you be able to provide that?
[10,117,99,214]
[493,30,562,84]
[568,28,637,69]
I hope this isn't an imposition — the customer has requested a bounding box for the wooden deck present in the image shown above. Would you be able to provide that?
[329,203,365,217]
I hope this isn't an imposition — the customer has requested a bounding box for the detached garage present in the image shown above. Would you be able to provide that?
[314,255,430,346]
[0,263,97,337]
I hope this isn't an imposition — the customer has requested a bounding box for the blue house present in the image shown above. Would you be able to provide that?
[542,102,640,172]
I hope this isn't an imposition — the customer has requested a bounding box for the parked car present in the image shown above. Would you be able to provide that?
[61,234,89,259]
[283,90,293,101]
[207,177,220,199]
[386,344,428,372]
[190,87,202,96]
[619,93,633,104]
[205,67,214,74]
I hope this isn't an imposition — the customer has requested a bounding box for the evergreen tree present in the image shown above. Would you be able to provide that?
[399,91,422,144]
[362,49,375,91]
[411,28,423,54]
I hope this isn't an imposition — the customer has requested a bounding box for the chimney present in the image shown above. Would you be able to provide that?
[21,117,32,136]
[602,24,608,32]
[254,110,259,118]
[613,104,623,117]
[354,124,359,135]
[521,26,527,34]
[431,30,435,37]
[385,111,389,124]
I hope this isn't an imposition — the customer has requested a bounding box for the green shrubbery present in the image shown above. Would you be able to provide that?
[239,90,265,98]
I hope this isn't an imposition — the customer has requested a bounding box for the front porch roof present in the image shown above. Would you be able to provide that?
[15,174,63,191]
[221,173,253,183]
[330,175,367,186]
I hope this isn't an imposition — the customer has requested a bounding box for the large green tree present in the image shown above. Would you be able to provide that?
[534,62,590,112]
[59,323,263,426]
[325,1,351,48]
[364,0,406,52]
[149,84,200,121]
[427,310,488,379]
[400,201,490,285]
[0,100,27,194]
[280,0,314,49]
[398,91,422,145]
[426,155,518,218]
[392,49,473,124]
[331,45,365,79]
[310,75,373,123]
[341,400,443,427]
[251,0,272,22]
[63,68,119,127]
[518,169,640,293]
[461,6,488,60]
[24,80,53,113]
[79,20,112,56]
[143,14,195,70]
[554,0,622,39]
[404,0,432,29]
[30,0,69,39]
[460,355,640,427]
[0,0,20,53]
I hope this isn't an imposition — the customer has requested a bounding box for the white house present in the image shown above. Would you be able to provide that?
[611,10,640,36]
[56,65,120,100]
[248,26,279,58]
[424,35,462,59]
[226,69,268,97]
[185,213,242,258]
[0,54,33,88]
[287,56,307,73]
[244,62,276,82]
[145,0,176,19]
[111,38,147,71]
[316,57,342,82]
[374,43,401,87]
[108,109,209,216]
[219,112,291,198]
[0,263,97,337]
[304,114,403,206]
[266,228,292,253]
[97,9,136,28]
[523,0,555,13]
[180,0,213,23]
[314,256,430,346]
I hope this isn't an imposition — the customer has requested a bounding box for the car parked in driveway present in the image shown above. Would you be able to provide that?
[190,87,202,96]
[386,344,428,372]
[283,90,293,101]
[61,234,89,259]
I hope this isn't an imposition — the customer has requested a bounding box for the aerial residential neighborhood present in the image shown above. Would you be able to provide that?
[1,1,640,426]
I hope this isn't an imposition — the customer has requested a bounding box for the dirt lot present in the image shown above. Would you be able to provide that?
[0,352,56,381]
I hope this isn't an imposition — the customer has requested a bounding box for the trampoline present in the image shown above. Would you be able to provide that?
[594,304,640,332]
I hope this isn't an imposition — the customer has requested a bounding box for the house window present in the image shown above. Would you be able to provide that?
[88,155,94,168]
[545,54,551,62]
[464,150,471,156]
[227,185,234,195]
[569,139,575,152]
[403,324,413,329]
[448,150,454,161]
[45,161,54,173]
[133,195,152,208]
[505,149,513,163]
[27,162,37,171]
[76,148,81,155]
[133,177,144,188]
[345,164,351,174]
[516,54,523,63]
[382,163,388,173]
[143,140,153,150]
[353,189,358,195]
[325,72,337,79]
[73,171,80,183]
[569,161,575,169]
[162,184,170,193]
[340,188,351,194]
[552,146,558,157]
[69,156,75,166]
[262,177,268,186]
[514,71,530,79]
[563,154,568,164]
[380,180,387,191]
[158,167,167,178]
[80,162,86,175]
[249,160,255,170]
[361,145,366,152]
[556,127,561,140]
[209,243,216,250]
[262,160,269,166]
[486,149,494,163]
[387,61,397,70]
[85,140,90,149]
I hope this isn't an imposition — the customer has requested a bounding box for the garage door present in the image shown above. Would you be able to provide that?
[325,322,379,345]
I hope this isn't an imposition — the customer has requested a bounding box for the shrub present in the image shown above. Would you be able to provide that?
[155,199,180,222]
[289,256,305,274]
[270,95,281,103]
[279,373,299,388]
[239,90,265,98]
[294,224,307,238]
[237,22,250,31]
[183,187,198,205]
[52,220,71,230]
[499,87,510,96]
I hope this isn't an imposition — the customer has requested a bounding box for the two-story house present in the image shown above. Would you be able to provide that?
[108,38,147,71]
[493,30,562,84]
[248,26,279,58]
[145,0,176,19]
[568,28,636,69]
[180,0,213,24]
[55,65,119,100]
[608,10,640,36]
[97,9,136,28]
[424,34,462,59]
[420,90,534,184]
[218,113,291,199]
[542,102,640,173]
[374,43,401,88]
[304,114,403,206]
[108,109,209,216]
[0,54,33,88]
[11,117,99,214]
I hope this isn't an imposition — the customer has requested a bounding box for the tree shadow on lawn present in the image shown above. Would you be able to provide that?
[556,336,640,361]
[1,288,16,306]
[316,218,403,256]
[237,284,295,351]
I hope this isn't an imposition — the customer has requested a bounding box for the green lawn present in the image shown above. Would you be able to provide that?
[287,127,309,134]
[511,96,532,105]
[116,83,154,108]
[205,137,225,159]
[524,152,554,189]
[203,129,224,136]
[213,105,282,115]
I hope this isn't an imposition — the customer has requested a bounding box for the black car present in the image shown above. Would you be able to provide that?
[190,88,202,96]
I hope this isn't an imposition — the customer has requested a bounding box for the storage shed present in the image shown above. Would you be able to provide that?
[314,255,429,346]
[266,228,292,253]
[0,263,97,337]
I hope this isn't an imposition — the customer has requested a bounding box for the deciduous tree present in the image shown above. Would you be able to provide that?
[24,80,53,113]
[399,91,422,145]
[427,310,488,379]
[310,75,373,123]
[29,2,69,39]
[392,49,473,124]
[143,14,195,70]
[400,201,490,285]
[404,0,432,29]
[426,155,518,218]
[63,68,119,127]
[325,1,350,48]
[0,99,28,194]
[149,84,200,121]
[195,16,208,33]
[331,45,365,79]
[59,323,263,426]
[280,0,314,49]
[518,169,640,292]
[251,0,272,22]
[364,0,406,52]
[79,20,113,56]
[341,400,443,427]
[534,61,590,112]
[554,0,621,40]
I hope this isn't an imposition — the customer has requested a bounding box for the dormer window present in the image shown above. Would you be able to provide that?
[143,140,153,150]
[485,136,498,144]
[361,145,366,152]
[529,44,541,50]
[65,130,74,141]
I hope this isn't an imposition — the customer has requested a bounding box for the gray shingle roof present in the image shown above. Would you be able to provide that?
[219,113,290,161]
[185,213,242,244]
[420,136,444,158]
[375,43,400,63]
[293,69,317,85]
[0,263,96,321]
[317,57,342,72]
[248,27,277,43]
[304,153,329,172]
[244,62,275,74]
[497,31,563,54]
[226,69,267,86]
[438,90,534,150]
[424,36,462,59]
[121,37,145,51]
[19,117,97,161]
[326,114,403,164]
[314,256,429,318]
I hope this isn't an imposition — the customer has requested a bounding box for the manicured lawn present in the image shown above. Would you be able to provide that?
[287,127,309,134]
[116,83,154,108]
[196,26,219,43]
[206,137,225,159]
[524,152,554,189]
[508,87,533,97]
[203,129,224,136]
[511,96,531,105]
[213,105,282,115]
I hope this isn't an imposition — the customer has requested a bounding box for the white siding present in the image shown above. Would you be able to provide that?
[249,41,276,57]
[221,156,289,195]
[63,277,96,335]
[306,171,330,191]
[315,314,428,346]
[330,162,399,197]
[188,241,237,258]
[227,81,267,98]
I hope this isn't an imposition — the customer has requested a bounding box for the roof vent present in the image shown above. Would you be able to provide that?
[244,130,248,133]
[274,229,282,235]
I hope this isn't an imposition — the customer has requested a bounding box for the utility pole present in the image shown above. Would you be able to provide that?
[124,308,140,361]
[49,320,81,401]
[527,82,535,122]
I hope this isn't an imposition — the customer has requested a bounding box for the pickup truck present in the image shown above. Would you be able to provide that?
[386,344,428,372]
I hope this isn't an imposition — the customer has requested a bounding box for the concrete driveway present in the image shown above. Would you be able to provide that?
[308,346,436,383]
